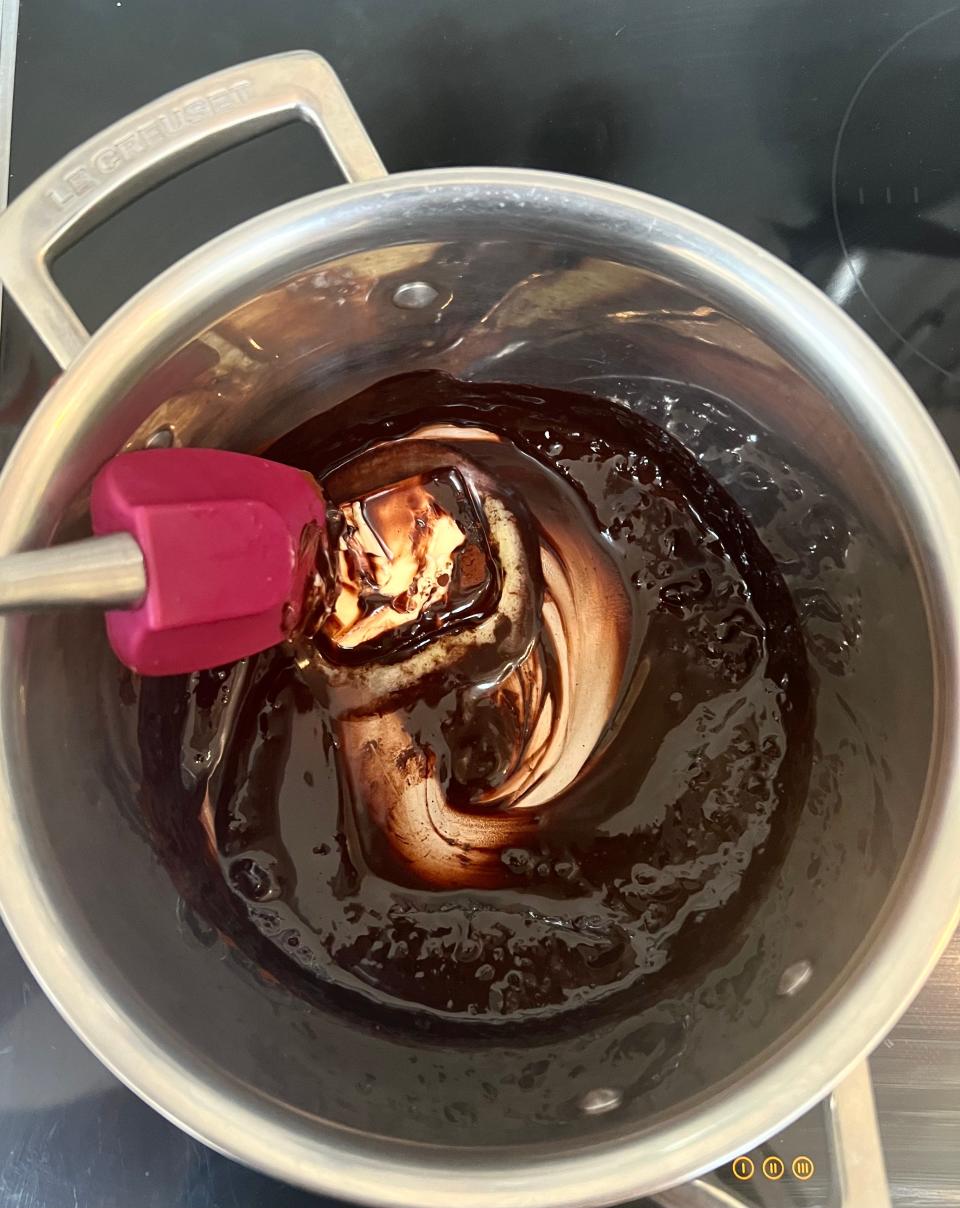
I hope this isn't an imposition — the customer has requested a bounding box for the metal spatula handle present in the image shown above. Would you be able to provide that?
[0,533,146,611]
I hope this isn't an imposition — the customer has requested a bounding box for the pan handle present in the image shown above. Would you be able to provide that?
[829,1059,891,1208]
[0,51,387,369]
[651,1059,890,1208]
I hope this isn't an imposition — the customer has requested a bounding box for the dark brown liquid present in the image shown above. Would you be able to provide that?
[136,372,813,1029]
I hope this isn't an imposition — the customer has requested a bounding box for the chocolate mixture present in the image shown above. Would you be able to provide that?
[137,372,814,1027]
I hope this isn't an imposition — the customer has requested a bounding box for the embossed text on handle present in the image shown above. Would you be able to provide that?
[45,79,254,212]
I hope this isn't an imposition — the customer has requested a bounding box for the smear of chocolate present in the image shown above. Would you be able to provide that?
[136,372,814,1026]
[291,423,631,891]
[315,462,500,665]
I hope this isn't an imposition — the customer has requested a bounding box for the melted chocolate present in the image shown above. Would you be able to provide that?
[136,372,814,1028]
[317,464,501,667]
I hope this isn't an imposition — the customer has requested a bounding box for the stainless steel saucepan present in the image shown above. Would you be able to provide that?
[0,51,957,1208]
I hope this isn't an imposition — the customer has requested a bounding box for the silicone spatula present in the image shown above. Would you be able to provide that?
[0,449,328,676]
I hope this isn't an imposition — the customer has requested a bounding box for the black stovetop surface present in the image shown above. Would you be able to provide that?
[1,2,959,1206]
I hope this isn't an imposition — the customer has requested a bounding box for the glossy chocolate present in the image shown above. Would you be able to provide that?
[137,372,814,1026]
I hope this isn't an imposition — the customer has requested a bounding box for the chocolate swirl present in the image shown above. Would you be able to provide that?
[296,423,634,890]
[137,373,814,1023]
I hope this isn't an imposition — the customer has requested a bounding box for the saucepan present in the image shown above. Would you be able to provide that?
[0,51,957,1208]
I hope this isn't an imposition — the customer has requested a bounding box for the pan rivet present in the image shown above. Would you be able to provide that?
[579,1087,622,1115]
[777,959,813,996]
[145,425,176,449]
[392,281,439,310]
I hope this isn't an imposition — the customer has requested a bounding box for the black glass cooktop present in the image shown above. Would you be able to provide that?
[1,2,958,1206]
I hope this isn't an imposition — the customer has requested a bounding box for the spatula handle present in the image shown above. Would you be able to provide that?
[0,533,146,612]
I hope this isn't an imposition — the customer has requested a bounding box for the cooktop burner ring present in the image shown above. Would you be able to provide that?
[832,5,960,378]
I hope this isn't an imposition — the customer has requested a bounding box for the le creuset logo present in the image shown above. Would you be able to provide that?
[44,77,254,210]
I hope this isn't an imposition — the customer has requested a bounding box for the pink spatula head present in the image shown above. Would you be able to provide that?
[91,449,327,676]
